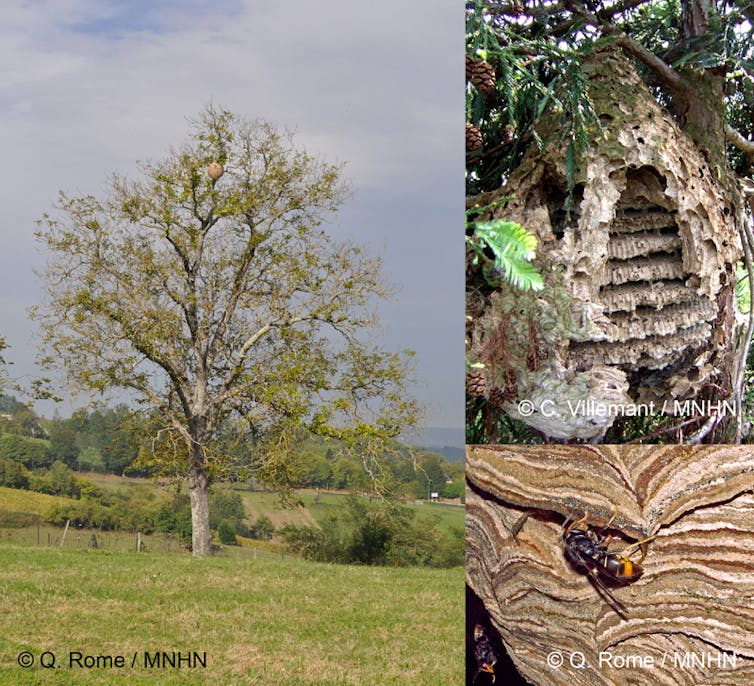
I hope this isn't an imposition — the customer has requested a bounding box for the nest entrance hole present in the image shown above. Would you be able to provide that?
[545,178,584,241]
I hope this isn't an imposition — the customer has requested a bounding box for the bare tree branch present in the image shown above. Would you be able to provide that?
[727,123,754,155]
[613,32,690,96]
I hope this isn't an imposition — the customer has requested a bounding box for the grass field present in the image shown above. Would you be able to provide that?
[0,543,463,685]
[294,490,465,531]
[0,486,77,514]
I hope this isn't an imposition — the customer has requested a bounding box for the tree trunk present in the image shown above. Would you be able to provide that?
[188,461,212,557]
[674,0,731,186]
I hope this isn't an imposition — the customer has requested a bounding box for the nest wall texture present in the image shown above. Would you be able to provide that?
[466,444,754,686]
[467,51,742,440]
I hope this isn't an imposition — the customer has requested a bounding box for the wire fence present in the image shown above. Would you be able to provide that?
[0,512,290,561]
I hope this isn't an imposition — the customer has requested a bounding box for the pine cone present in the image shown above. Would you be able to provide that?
[466,123,483,152]
[488,386,506,408]
[466,368,487,398]
[467,57,496,94]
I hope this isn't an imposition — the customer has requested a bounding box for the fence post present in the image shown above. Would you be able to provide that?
[60,519,70,547]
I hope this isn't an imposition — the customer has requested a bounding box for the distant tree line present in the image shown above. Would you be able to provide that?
[0,397,139,474]
[1,393,464,566]
[0,394,463,500]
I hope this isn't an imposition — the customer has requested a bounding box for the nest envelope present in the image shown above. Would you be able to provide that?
[466,50,742,440]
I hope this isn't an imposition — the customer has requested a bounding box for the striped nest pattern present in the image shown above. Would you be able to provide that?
[466,444,754,686]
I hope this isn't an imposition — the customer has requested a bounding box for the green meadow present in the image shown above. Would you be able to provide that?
[0,544,463,685]
[0,476,464,684]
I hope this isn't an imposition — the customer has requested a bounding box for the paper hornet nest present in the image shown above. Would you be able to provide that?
[466,50,742,440]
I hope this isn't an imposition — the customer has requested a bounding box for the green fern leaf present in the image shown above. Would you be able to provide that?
[470,219,544,291]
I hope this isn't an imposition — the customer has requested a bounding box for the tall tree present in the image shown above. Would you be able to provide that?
[34,105,419,556]
[466,0,754,443]
[48,421,80,468]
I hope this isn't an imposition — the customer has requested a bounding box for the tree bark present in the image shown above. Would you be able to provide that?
[466,444,754,686]
[188,458,211,557]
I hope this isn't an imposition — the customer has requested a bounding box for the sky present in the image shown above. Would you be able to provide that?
[0,0,463,439]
